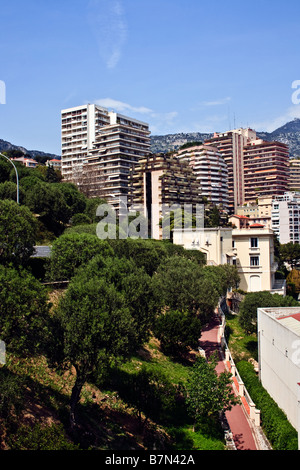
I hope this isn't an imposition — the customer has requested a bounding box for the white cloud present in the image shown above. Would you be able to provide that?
[87,0,128,69]
[202,97,231,107]
[95,98,153,114]
[94,97,178,134]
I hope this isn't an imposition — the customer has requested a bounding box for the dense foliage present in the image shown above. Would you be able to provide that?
[4,157,292,450]
[0,200,37,266]
[237,361,298,450]
[238,291,298,335]
[0,265,50,356]
[185,355,239,428]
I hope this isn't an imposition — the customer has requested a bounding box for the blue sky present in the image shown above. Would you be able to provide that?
[1,0,300,155]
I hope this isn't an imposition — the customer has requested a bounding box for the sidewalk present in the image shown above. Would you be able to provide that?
[198,313,258,450]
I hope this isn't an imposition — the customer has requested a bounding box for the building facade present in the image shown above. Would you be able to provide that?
[243,139,289,204]
[61,104,150,210]
[11,156,38,168]
[289,158,300,192]
[231,227,277,293]
[173,225,279,293]
[257,306,300,448]
[173,227,233,266]
[175,143,229,211]
[129,153,202,240]
[205,128,257,213]
[271,192,300,244]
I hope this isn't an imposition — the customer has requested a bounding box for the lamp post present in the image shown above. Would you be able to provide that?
[0,152,19,204]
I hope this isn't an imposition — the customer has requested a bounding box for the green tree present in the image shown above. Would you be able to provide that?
[71,213,92,226]
[77,254,156,346]
[0,199,37,266]
[154,309,202,358]
[116,366,178,427]
[25,181,70,235]
[45,166,61,183]
[0,181,26,204]
[0,265,50,356]
[205,204,221,227]
[239,291,299,335]
[286,268,300,296]
[0,159,11,183]
[53,275,136,428]
[152,257,220,321]
[160,208,197,240]
[47,232,114,281]
[52,182,87,217]
[108,238,169,276]
[84,197,107,223]
[280,242,300,269]
[185,355,238,428]
[19,175,45,191]
[203,264,240,297]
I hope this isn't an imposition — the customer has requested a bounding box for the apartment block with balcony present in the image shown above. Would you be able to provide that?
[205,128,257,213]
[61,104,110,181]
[289,158,300,192]
[271,192,300,244]
[128,153,202,239]
[61,104,150,210]
[87,112,151,209]
[175,143,229,211]
[243,139,289,204]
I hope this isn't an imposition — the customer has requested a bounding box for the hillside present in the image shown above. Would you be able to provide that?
[150,118,300,156]
[0,138,60,162]
[3,117,300,162]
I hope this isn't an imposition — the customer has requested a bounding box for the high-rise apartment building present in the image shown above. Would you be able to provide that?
[271,192,300,244]
[128,153,202,239]
[175,143,229,211]
[243,139,289,204]
[289,158,300,192]
[61,104,150,210]
[205,128,257,213]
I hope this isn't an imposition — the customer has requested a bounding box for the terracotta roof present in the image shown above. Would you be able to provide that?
[278,313,300,322]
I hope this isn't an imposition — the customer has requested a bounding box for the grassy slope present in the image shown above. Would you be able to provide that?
[1,332,225,451]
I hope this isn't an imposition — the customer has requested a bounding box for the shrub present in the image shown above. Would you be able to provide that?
[237,360,298,450]
[7,423,79,450]
[71,213,92,226]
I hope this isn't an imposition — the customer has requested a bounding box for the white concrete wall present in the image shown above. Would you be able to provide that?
[258,308,300,431]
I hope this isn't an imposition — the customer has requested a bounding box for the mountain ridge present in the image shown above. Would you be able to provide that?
[150,118,300,156]
[2,118,300,161]
[0,138,60,162]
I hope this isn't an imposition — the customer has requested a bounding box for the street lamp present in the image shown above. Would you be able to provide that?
[0,152,19,204]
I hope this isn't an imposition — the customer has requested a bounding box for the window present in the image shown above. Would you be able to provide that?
[250,256,260,266]
[250,237,258,248]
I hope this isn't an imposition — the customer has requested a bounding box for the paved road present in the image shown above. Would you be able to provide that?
[32,246,51,258]
[198,314,258,451]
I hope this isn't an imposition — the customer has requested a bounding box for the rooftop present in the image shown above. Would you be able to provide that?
[260,307,300,336]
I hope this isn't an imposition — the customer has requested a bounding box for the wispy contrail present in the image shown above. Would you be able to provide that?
[87,0,128,69]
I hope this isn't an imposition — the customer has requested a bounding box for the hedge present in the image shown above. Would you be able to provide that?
[237,360,298,450]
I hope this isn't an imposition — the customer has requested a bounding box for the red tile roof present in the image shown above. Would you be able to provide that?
[278,313,300,322]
